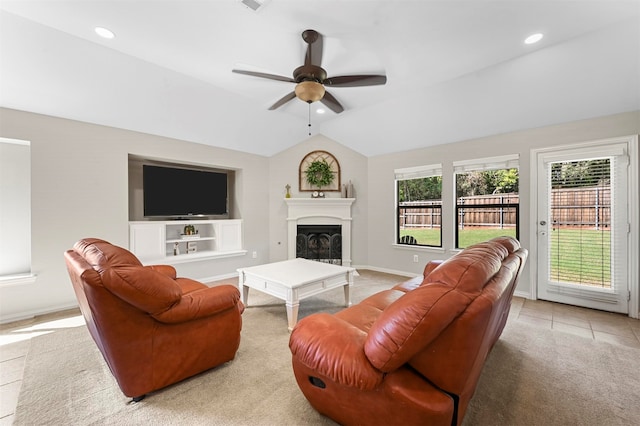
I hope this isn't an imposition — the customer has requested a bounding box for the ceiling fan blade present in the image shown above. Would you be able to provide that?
[320,91,344,114]
[323,75,387,87]
[232,69,295,83]
[268,91,297,110]
[302,29,323,67]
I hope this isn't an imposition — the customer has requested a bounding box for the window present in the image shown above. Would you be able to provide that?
[454,155,519,249]
[395,164,442,247]
[0,138,34,285]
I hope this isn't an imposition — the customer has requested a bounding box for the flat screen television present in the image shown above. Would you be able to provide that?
[143,164,228,218]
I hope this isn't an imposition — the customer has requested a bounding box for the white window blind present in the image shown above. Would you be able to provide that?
[544,148,627,291]
[453,154,519,173]
[394,163,442,180]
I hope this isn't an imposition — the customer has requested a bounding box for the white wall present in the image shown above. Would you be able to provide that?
[268,134,369,265]
[1,107,638,322]
[0,108,270,322]
[367,111,640,298]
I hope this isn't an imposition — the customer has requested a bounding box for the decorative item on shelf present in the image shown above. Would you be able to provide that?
[346,180,354,198]
[173,242,180,256]
[341,183,347,198]
[299,150,340,192]
[285,184,291,198]
[187,241,197,253]
[181,224,199,239]
[311,191,325,198]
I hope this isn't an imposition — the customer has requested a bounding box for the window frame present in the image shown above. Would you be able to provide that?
[453,154,520,249]
[394,164,443,248]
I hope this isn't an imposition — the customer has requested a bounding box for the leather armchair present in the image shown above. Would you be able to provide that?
[289,237,528,425]
[64,238,244,401]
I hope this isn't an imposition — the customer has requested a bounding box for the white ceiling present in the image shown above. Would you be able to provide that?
[1,1,638,157]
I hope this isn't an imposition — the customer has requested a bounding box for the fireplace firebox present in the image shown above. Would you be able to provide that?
[296,225,342,265]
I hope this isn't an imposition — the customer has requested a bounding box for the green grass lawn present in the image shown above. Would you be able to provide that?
[399,227,516,248]
[400,227,610,286]
[549,228,610,286]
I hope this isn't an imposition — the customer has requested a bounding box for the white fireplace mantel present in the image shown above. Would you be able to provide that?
[285,198,355,266]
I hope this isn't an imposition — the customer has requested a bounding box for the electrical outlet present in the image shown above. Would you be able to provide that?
[413,255,419,263]
[252,251,257,258]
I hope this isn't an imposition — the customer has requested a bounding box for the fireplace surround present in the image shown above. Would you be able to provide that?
[285,198,355,267]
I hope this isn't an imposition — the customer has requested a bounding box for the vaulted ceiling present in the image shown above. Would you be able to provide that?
[1,1,638,157]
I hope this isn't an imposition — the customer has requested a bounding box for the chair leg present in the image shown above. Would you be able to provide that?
[131,395,146,403]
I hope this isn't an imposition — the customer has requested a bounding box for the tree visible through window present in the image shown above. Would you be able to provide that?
[455,165,519,249]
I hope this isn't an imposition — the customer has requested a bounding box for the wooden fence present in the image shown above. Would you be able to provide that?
[457,193,518,228]
[550,186,610,229]
[399,186,610,230]
[398,201,441,228]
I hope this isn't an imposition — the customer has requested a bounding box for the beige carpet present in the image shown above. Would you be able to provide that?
[14,271,640,425]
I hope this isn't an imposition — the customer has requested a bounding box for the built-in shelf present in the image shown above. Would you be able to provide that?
[166,237,216,243]
[129,219,245,265]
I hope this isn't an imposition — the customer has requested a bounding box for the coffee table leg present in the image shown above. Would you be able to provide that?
[344,271,353,307]
[238,271,249,306]
[286,301,299,332]
[242,285,250,307]
[343,285,351,307]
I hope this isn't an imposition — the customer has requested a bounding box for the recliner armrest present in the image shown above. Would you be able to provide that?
[152,284,241,323]
[145,264,177,279]
[423,260,443,278]
[289,313,384,390]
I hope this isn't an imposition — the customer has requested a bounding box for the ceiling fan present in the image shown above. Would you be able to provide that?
[232,29,387,114]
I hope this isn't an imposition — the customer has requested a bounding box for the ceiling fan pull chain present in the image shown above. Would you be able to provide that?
[308,103,312,136]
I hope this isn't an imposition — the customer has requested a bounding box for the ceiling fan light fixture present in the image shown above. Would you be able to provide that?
[295,81,325,103]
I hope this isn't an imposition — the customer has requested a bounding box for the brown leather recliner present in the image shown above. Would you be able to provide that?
[64,238,244,401]
[289,236,528,426]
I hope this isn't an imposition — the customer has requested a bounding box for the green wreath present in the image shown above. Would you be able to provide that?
[305,159,334,188]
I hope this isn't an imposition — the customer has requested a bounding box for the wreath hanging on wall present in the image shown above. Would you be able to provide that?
[299,150,341,192]
[305,159,334,188]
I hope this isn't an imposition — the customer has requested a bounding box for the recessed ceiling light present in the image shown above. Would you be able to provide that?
[316,108,325,114]
[524,33,543,45]
[95,27,115,39]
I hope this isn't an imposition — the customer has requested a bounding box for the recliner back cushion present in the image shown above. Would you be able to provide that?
[74,238,142,273]
[102,266,181,315]
[364,283,470,371]
[364,242,507,372]
[423,242,507,294]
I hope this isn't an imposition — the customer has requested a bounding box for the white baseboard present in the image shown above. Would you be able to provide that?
[352,264,419,278]
[0,302,80,325]
[200,272,239,285]
[513,290,532,300]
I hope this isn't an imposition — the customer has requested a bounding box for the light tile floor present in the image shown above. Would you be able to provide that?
[1,296,639,424]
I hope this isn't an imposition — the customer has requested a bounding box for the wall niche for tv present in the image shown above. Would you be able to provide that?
[128,155,236,221]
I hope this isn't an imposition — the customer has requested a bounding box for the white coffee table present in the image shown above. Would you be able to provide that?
[237,258,356,331]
